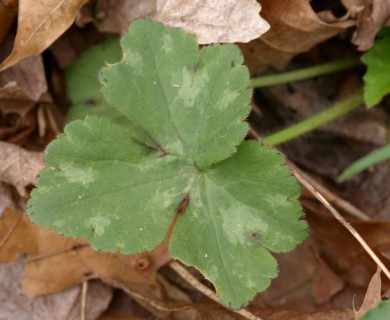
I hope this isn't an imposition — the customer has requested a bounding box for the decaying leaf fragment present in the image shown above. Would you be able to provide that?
[78,0,269,44]
[0,55,47,116]
[154,0,270,44]
[0,0,88,71]
[241,0,355,72]
[355,268,382,319]
[76,0,156,34]
[343,0,390,50]
[0,142,44,196]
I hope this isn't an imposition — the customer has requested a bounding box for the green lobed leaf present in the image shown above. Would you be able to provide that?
[64,37,154,146]
[362,27,390,107]
[28,18,308,308]
[99,19,250,168]
[361,301,390,320]
[65,37,123,122]
[338,143,390,182]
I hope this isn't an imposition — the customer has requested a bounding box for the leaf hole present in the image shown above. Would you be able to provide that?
[135,256,151,270]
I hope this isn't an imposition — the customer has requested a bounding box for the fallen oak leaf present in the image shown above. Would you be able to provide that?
[0,142,44,196]
[0,0,88,71]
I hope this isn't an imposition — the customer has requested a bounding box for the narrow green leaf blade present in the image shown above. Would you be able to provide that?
[28,117,198,253]
[170,141,307,308]
[362,27,390,107]
[361,301,390,320]
[338,143,390,182]
[100,18,250,168]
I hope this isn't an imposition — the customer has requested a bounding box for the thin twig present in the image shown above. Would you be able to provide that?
[294,170,390,280]
[169,261,265,320]
[80,280,88,320]
[286,160,370,221]
[102,277,190,312]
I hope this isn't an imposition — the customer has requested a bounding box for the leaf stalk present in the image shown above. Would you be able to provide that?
[263,90,365,146]
[250,57,361,88]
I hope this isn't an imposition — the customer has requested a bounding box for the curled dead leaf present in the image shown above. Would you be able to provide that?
[0,0,88,71]
[350,0,390,50]
[241,0,355,73]
[354,268,382,319]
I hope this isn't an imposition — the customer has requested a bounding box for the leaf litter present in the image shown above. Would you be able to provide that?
[1,1,390,319]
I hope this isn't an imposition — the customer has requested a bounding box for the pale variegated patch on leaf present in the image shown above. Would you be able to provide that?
[28,19,307,308]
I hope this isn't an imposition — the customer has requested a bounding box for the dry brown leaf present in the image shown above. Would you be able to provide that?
[253,240,345,312]
[0,55,47,102]
[153,0,269,44]
[24,243,169,297]
[254,308,354,320]
[0,258,112,320]
[0,0,18,44]
[305,204,390,290]
[0,209,170,298]
[82,0,269,44]
[0,182,18,215]
[0,0,88,71]
[240,0,355,73]
[355,268,382,319]
[351,0,390,50]
[0,54,47,117]
[0,142,44,196]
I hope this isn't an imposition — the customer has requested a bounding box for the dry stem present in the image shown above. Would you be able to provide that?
[170,261,265,320]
